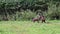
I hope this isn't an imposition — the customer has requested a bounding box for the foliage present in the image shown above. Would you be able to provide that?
[15,10,36,21]
[0,0,60,20]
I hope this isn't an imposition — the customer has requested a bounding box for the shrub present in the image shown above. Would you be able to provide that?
[15,10,36,21]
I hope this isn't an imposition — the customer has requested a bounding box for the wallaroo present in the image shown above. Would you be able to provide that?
[32,14,46,23]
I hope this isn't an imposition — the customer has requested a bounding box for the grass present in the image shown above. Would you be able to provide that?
[0,20,60,34]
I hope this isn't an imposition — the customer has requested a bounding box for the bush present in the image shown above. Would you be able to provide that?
[15,10,36,21]
[46,5,60,20]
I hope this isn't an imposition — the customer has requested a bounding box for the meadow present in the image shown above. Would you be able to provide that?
[0,20,60,34]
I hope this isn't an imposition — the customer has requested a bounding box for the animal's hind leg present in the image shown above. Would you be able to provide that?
[44,20,46,23]
[42,20,46,23]
[37,20,39,23]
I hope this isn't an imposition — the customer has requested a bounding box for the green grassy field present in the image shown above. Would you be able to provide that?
[0,20,60,34]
